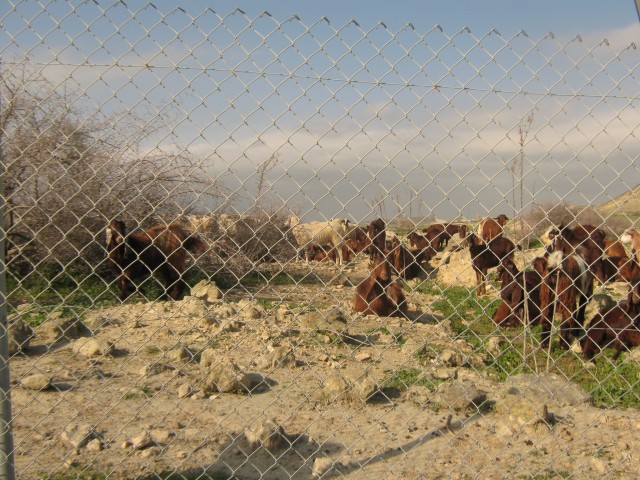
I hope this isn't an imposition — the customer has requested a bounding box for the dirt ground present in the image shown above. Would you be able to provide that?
[9,250,640,479]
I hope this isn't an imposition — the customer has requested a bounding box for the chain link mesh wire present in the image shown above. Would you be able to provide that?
[1,1,640,478]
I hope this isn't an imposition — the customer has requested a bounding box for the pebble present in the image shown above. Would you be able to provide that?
[20,374,51,391]
[177,384,193,399]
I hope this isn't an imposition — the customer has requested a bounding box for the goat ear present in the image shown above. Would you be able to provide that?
[106,227,124,246]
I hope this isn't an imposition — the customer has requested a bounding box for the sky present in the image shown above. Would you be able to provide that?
[1,1,639,223]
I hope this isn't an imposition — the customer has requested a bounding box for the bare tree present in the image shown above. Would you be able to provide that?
[508,112,534,245]
[368,189,388,220]
[0,64,227,273]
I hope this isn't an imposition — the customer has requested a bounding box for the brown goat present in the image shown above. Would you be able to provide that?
[421,224,447,250]
[604,239,627,258]
[347,226,371,256]
[307,244,332,262]
[418,223,467,251]
[307,243,355,264]
[368,218,386,261]
[491,258,543,327]
[582,303,640,361]
[601,239,639,285]
[354,256,408,318]
[106,220,206,300]
[539,251,593,349]
[478,214,508,242]
[443,223,467,247]
[406,231,439,257]
[388,237,431,280]
[582,279,640,361]
[467,232,516,296]
[621,228,640,265]
[545,223,606,283]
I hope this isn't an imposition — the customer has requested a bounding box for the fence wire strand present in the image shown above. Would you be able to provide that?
[1,2,640,479]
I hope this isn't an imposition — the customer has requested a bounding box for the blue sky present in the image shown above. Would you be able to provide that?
[232,0,639,38]
[1,1,639,222]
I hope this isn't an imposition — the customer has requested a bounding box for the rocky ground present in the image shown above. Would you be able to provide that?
[8,248,640,479]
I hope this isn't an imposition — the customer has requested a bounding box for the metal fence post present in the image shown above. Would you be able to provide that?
[0,88,16,480]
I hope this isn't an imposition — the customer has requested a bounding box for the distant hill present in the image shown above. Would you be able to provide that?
[594,183,640,216]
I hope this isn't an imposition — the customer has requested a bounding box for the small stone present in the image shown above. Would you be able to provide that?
[348,373,379,402]
[61,424,100,449]
[440,349,466,367]
[130,432,155,450]
[20,374,51,391]
[84,313,122,332]
[151,429,174,443]
[493,421,518,439]
[141,446,161,458]
[72,338,114,358]
[244,419,288,452]
[312,457,338,477]
[170,346,198,363]
[85,438,103,452]
[431,368,454,380]
[271,347,296,368]
[191,280,223,302]
[201,361,254,395]
[323,374,349,398]
[176,451,188,459]
[485,337,504,356]
[177,384,193,399]
[121,441,133,449]
[436,380,487,411]
[237,299,266,320]
[8,318,33,355]
[406,385,431,407]
[37,317,86,343]
[300,310,348,333]
[139,363,174,377]
[213,304,236,319]
[199,348,218,369]
[355,352,372,362]
[590,457,607,474]
[377,334,395,345]
[219,319,245,332]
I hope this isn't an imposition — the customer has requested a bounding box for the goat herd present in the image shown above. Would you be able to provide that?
[105,215,640,363]
[300,215,640,363]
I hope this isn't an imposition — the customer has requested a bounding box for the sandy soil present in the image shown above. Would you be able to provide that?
[9,252,640,479]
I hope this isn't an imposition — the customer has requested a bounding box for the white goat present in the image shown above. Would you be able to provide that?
[290,218,351,265]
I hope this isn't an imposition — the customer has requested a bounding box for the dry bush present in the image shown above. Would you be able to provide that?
[1,65,225,276]
[183,212,298,279]
[519,202,577,246]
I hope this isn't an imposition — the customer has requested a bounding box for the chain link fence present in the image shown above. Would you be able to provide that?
[2,2,640,478]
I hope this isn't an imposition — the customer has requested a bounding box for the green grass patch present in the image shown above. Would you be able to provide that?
[413,280,640,409]
[383,367,444,391]
[485,344,537,381]
[8,265,116,312]
[365,327,405,345]
[427,285,501,349]
[526,238,543,249]
[145,345,162,355]
[7,263,224,314]
[40,470,108,480]
[239,270,312,287]
[574,358,640,408]
[123,386,154,400]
